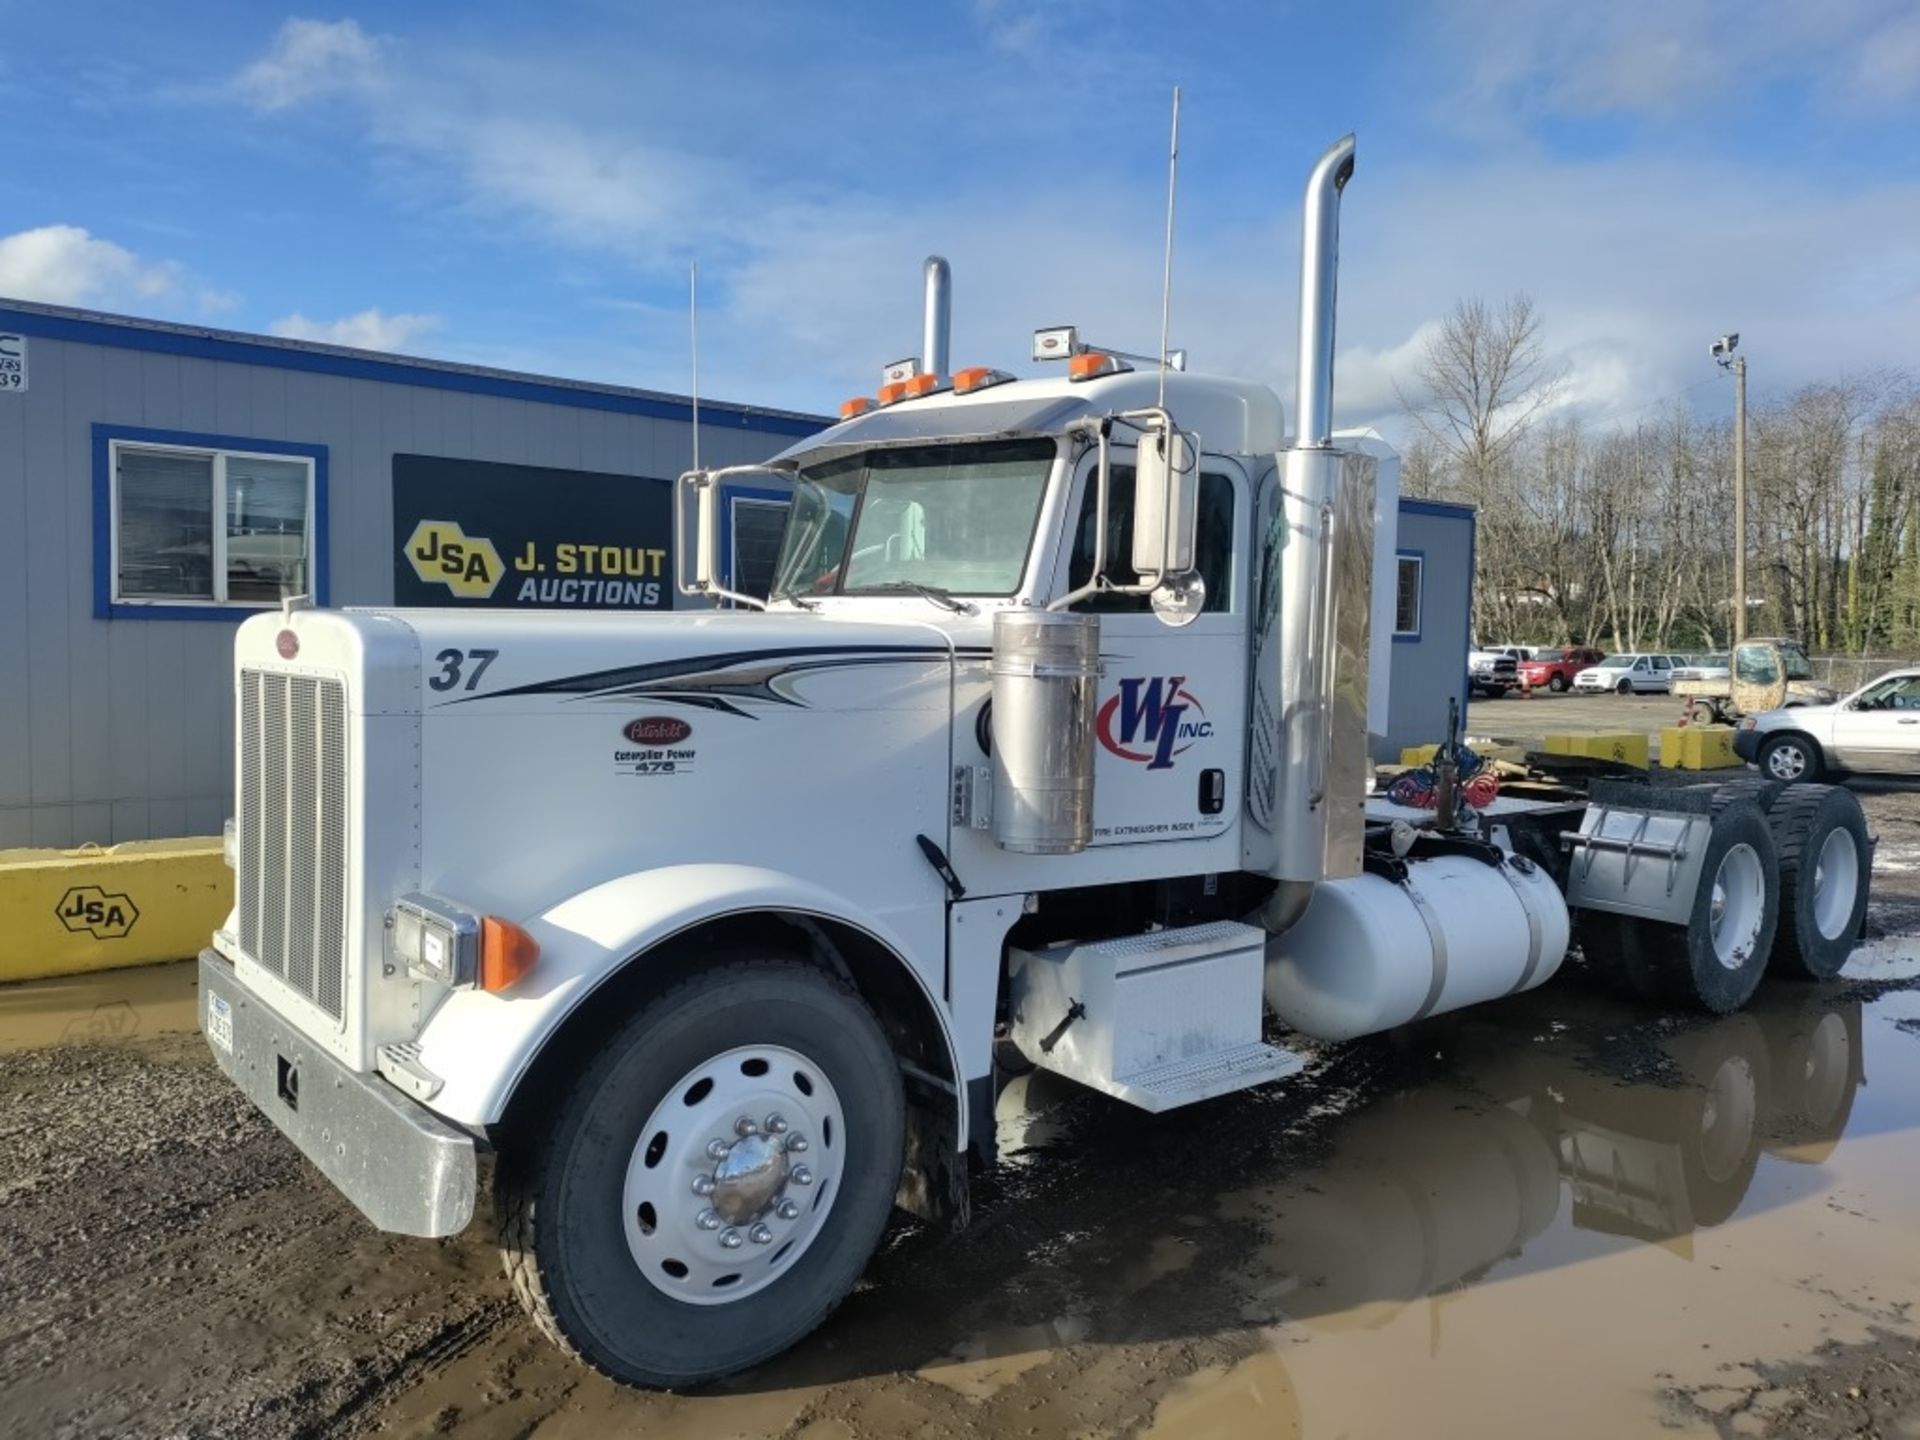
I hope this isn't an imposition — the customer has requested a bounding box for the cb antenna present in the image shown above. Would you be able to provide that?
[1157,84,1181,412]
[689,260,701,473]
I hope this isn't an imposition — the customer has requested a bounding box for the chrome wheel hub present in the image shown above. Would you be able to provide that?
[1709,842,1765,972]
[622,1044,844,1305]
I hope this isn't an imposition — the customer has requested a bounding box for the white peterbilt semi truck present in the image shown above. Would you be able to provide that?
[199,134,1873,1387]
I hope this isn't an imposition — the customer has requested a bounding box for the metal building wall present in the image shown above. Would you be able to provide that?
[0,312,821,848]
[1380,500,1476,760]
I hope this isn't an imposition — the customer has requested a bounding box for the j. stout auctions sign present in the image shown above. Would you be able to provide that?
[393,454,674,609]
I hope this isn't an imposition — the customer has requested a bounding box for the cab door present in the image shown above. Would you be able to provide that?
[1052,448,1249,847]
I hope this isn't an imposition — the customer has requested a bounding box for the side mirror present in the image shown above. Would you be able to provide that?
[673,466,777,610]
[1131,419,1198,582]
[674,470,721,597]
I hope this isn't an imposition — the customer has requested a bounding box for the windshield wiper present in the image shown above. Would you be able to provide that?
[863,581,976,615]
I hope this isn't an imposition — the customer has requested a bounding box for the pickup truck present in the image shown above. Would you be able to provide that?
[1468,647,1524,697]
[1517,647,1605,694]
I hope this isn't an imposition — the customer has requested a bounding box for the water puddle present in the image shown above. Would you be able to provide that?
[0,958,199,1052]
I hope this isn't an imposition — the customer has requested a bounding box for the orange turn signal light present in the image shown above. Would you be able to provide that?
[839,396,874,420]
[479,916,540,993]
[952,366,1014,394]
[1068,350,1128,381]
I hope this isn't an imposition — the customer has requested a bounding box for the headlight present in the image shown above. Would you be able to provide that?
[387,894,480,985]
[1738,716,1757,730]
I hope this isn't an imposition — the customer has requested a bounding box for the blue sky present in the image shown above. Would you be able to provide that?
[3,1,1918,432]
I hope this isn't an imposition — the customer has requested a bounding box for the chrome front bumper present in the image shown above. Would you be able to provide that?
[199,949,476,1238]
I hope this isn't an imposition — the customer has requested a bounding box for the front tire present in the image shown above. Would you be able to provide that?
[1759,733,1822,783]
[498,956,905,1388]
[1616,677,1633,695]
[1548,673,1568,693]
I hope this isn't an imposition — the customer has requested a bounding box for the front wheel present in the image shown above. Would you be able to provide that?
[1548,673,1568,693]
[1759,733,1822,783]
[498,957,905,1388]
[1616,677,1633,695]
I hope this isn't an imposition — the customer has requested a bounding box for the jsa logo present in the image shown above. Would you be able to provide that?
[405,519,504,599]
[1097,676,1213,769]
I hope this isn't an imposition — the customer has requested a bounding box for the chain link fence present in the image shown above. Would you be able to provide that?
[1807,655,1920,693]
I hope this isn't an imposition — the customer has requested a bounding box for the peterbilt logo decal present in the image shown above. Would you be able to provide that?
[624,716,692,746]
[1097,676,1212,769]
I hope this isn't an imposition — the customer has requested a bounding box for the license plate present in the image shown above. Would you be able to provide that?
[206,990,234,1054]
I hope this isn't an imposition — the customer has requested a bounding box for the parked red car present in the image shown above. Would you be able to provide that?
[1517,647,1606,693]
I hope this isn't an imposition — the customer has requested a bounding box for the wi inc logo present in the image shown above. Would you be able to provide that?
[1097,676,1212,769]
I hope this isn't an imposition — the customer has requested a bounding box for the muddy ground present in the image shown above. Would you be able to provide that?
[5,766,1920,1438]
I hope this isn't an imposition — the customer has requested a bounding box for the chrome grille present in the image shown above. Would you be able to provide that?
[238,669,349,1022]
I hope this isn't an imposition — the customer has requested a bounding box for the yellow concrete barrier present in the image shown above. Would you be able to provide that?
[1544,732,1650,769]
[0,837,229,984]
[1661,725,1742,771]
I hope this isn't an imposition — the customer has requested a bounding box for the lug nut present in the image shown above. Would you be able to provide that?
[735,1116,760,1137]
[784,1134,808,1153]
[706,1139,731,1160]
[776,1199,800,1220]
[765,1114,789,1134]
[691,1175,715,1196]
[720,1228,744,1250]
[697,1209,721,1231]
[749,1223,774,1245]
[791,1165,813,1186]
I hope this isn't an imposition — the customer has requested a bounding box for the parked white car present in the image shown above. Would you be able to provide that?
[1572,653,1682,694]
[1736,667,1920,780]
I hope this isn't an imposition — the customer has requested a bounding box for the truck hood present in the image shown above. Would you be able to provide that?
[342,607,967,716]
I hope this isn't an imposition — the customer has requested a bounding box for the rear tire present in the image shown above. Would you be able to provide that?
[1758,733,1822,783]
[497,956,905,1388]
[1593,802,1780,1014]
[1767,784,1870,980]
[1686,700,1719,727]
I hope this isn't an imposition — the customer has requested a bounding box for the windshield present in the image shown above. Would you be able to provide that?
[1781,645,1813,681]
[771,438,1056,601]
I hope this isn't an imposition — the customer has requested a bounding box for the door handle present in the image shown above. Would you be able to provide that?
[1899,718,1918,725]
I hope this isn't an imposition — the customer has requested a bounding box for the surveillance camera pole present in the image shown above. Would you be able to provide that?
[1732,354,1747,644]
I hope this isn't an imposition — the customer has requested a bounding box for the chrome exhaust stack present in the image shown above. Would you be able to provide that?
[1249,134,1375,891]
[922,255,952,381]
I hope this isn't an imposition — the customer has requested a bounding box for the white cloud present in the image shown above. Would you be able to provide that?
[219,19,1920,432]
[270,308,442,351]
[0,224,182,307]
[235,18,384,112]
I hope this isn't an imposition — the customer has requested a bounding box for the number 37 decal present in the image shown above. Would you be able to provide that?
[429,647,499,692]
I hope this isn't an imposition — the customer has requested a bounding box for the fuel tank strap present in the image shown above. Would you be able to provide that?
[1497,858,1547,993]
[1405,878,1449,1022]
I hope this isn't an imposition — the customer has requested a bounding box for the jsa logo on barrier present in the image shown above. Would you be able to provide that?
[56,885,140,940]
[1097,676,1212,770]
[406,520,504,599]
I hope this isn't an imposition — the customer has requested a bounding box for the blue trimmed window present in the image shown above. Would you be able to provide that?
[94,425,328,620]
[1393,551,1423,640]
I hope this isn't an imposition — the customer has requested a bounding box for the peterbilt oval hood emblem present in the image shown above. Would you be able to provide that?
[624,716,692,746]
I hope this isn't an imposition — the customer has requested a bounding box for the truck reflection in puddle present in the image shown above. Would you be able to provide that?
[951,991,1871,1437]
[1218,994,1862,1327]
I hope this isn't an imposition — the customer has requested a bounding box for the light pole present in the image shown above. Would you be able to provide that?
[1712,334,1748,644]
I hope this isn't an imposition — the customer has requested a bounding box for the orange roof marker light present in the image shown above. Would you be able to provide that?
[902,373,944,399]
[479,915,540,993]
[839,396,875,420]
[953,366,1016,395]
[1068,351,1132,382]
[877,380,910,406]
